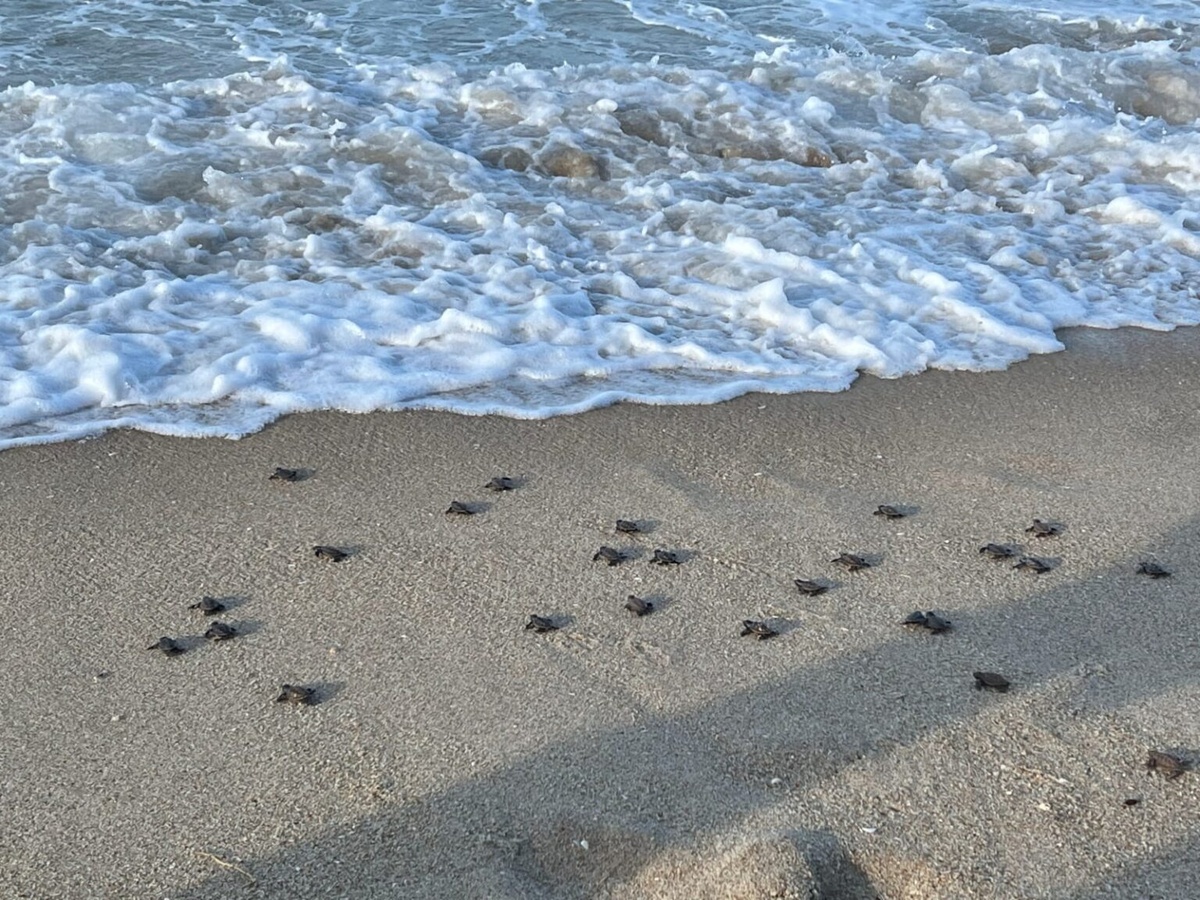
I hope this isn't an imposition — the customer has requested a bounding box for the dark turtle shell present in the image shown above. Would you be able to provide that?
[1137,562,1171,579]
[740,620,778,640]
[873,505,906,519]
[973,671,1010,692]
[204,622,237,642]
[314,545,349,562]
[615,519,643,535]
[1145,750,1188,779]
[189,596,226,615]
[1025,519,1062,538]
[593,546,626,566]
[485,476,517,492]
[923,612,952,633]
[147,636,185,656]
[525,614,558,633]
[793,579,828,596]
[902,611,951,633]
[1014,556,1051,574]
[832,553,870,571]
[625,595,654,617]
[650,549,683,566]
[269,467,302,482]
[980,543,1017,560]
[446,500,475,516]
[276,684,316,705]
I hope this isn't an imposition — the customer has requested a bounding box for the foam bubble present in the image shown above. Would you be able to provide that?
[0,1,1197,448]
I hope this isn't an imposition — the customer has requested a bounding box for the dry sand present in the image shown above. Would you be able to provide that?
[2,326,1199,899]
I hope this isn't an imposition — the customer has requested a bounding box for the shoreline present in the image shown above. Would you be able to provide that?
[3,325,1199,899]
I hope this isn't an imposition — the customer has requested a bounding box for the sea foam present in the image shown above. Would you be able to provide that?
[0,0,1197,447]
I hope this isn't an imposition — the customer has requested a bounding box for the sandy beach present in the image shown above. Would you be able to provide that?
[2,325,1199,899]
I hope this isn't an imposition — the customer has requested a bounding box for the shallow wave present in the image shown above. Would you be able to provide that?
[0,1,1198,447]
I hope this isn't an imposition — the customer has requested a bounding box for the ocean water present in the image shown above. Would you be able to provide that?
[1,0,1198,447]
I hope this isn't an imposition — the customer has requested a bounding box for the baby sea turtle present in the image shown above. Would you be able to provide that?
[1025,519,1062,538]
[276,684,316,705]
[980,543,1017,561]
[593,546,626,566]
[740,620,779,640]
[615,519,643,535]
[625,595,654,617]
[1145,750,1188,779]
[314,545,349,562]
[269,467,302,482]
[147,636,184,656]
[903,611,952,633]
[525,615,558,634]
[832,553,871,572]
[793,579,828,596]
[446,500,475,516]
[485,476,516,492]
[873,505,906,519]
[204,622,237,642]
[1014,556,1051,574]
[923,612,952,633]
[650,549,683,566]
[189,596,226,615]
[1137,562,1171,579]
[973,671,1011,692]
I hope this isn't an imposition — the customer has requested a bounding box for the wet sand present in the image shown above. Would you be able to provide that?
[2,326,1199,899]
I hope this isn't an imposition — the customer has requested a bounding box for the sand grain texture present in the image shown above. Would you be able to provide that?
[2,327,1199,899]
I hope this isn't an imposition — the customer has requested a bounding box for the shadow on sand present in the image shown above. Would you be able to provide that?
[177,516,1200,899]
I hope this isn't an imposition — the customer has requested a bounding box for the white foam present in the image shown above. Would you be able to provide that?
[0,1,1197,448]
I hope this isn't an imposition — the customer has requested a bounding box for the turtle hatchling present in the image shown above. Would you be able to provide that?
[276,684,316,705]
[980,543,1017,561]
[923,612,952,633]
[269,467,302,482]
[903,611,951,633]
[832,553,871,572]
[973,671,1011,692]
[525,615,558,633]
[1137,562,1171,579]
[204,622,237,642]
[873,505,906,519]
[625,595,654,617]
[1025,518,1062,538]
[593,546,626,566]
[740,620,778,640]
[650,549,683,566]
[446,500,475,516]
[314,545,349,562]
[793,579,828,596]
[485,476,516,492]
[615,519,643,535]
[189,596,226,615]
[1014,556,1051,574]
[1145,750,1188,779]
[147,637,184,656]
